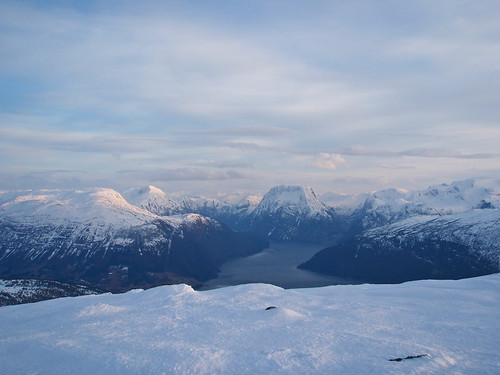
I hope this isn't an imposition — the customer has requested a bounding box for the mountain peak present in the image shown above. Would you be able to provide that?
[122,186,180,216]
[254,185,330,218]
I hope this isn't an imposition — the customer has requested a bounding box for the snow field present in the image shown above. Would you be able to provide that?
[0,274,499,374]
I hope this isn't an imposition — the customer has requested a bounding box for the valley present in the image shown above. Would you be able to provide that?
[199,240,360,290]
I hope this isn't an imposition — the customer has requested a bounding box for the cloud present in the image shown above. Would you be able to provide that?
[313,153,346,170]
[117,168,254,182]
[176,126,298,137]
[0,1,383,128]
[221,141,305,155]
[194,160,254,169]
[0,1,499,193]
[400,148,499,159]
[339,145,499,159]
[0,127,168,153]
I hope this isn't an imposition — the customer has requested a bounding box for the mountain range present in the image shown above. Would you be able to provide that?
[300,179,500,282]
[0,188,266,292]
[1,178,499,293]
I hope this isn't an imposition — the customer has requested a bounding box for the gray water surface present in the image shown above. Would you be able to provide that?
[198,240,359,290]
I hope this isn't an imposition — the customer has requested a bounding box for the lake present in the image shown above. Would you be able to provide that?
[198,240,360,290]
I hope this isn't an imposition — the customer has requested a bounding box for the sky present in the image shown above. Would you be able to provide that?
[1,0,499,197]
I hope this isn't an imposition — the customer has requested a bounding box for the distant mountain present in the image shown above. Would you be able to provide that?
[122,186,181,216]
[354,179,499,229]
[2,179,498,291]
[300,179,500,283]
[150,186,346,244]
[0,279,102,306]
[0,189,267,292]
[238,185,350,243]
[179,195,233,219]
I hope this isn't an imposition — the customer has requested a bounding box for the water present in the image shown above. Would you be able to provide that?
[198,240,360,290]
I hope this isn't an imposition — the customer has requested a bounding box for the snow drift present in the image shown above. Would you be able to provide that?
[0,274,498,374]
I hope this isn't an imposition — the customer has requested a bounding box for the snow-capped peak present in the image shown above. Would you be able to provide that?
[414,178,499,213]
[0,188,161,227]
[253,185,331,218]
[122,186,180,216]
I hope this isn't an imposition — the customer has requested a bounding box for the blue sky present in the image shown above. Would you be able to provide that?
[1,0,499,196]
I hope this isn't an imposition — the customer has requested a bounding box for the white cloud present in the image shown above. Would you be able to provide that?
[313,153,346,170]
[0,1,499,193]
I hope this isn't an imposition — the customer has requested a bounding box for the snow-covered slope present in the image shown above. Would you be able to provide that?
[173,187,344,243]
[0,187,163,227]
[321,191,369,215]
[0,275,498,374]
[234,194,262,214]
[0,189,266,291]
[0,188,180,260]
[300,207,500,283]
[253,185,332,219]
[362,208,500,264]
[122,186,181,216]
[237,186,349,243]
[358,178,500,228]
[180,195,232,217]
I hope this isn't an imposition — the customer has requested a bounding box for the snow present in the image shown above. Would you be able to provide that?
[362,208,500,265]
[320,191,367,213]
[122,186,181,216]
[1,274,499,374]
[0,188,226,261]
[0,279,101,306]
[0,188,163,228]
[254,185,331,218]
[235,194,263,213]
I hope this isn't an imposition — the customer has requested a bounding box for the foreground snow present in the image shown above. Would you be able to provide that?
[1,275,499,374]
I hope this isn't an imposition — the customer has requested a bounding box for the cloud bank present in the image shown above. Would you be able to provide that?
[0,0,499,194]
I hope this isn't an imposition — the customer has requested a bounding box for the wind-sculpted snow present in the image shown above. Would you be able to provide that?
[0,275,498,374]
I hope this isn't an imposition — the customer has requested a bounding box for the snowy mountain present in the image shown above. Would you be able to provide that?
[0,189,266,292]
[1,178,498,291]
[239,185,350,243]
[0,278,102,306]
[121,186,181,216]
[320,191,369,215]
[300,179,500,283]
[253,185,331,219]
[1,274,498,374]
[179,195,233,218]
[356,179,500,229]
[163,186,347,244]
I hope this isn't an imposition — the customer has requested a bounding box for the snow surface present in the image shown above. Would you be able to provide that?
[362,209,500,265]
[122,186,181,216]
[1,275,498,374]
[0,188,219,261]
[0,188,165,228]
[322,178,500,221]
[253,185,332,219]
